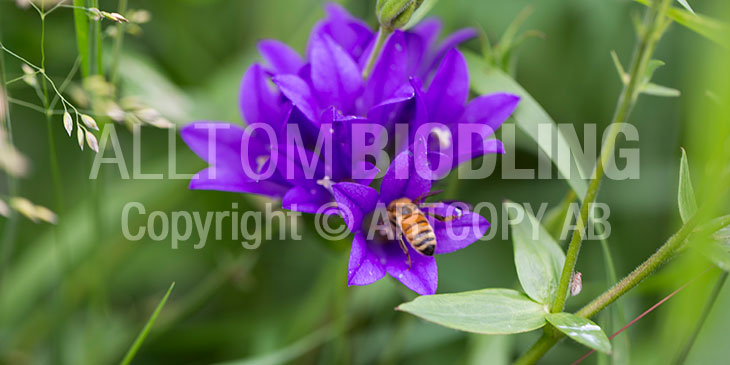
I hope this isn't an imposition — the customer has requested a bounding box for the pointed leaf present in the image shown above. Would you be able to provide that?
[697,241,730,272]
[678,148,698,223]
[610,51,629,84]
[120,282,175,365]
[465,51,589,199]
[642,60,665,86]
[642,83,681,97]
[397,289,548,334]
[507,201,566,304]
[676,0,695,14]
[546,313,612,354]
[635,0,729,47]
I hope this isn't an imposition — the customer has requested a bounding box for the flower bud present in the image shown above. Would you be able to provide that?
[376,0,423,31]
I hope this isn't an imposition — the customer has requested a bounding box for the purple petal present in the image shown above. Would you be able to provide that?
[258,40,305,75]
[240,64,287,128]
[363,31,412,111]
[367,83,414,127]
[454,122,506,167]
[309,34,363,113]
[189,168,289,197]
[273,74,319,122]
[182,122,290,197]
[380,140,432,205]
[309,3,374,62]
[348,233,387,286]
[422,28,477,77]
[431,209,490,255]
[411,18,442,51]
[181,122,244,163]
[383,241,438,295]
[461,93,520,131]
[282,185,333,214]
[274,142,326,187]
[409,77,430,133]
[332,182,379,232]
[425,49,469,125]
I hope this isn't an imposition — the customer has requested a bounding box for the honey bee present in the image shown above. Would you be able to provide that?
[387,191,463,268]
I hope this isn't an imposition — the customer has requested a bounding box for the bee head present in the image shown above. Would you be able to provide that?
[387,198,414,216]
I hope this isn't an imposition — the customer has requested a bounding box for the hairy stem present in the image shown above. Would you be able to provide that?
[515,214,704,365]
[516,2,677,362]
[362,27,392,80]
[551,0,672,314]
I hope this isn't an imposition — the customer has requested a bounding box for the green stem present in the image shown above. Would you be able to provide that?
[362,27,392,80]
[92,0,103,76]
[73,0,90,78]
[515,215,703,365]
[109,0,128,85]
[0,18,20,286]
[551,0,672,314]
[674,271,728,364]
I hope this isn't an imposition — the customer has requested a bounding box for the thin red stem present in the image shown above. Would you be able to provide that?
[572,267,713,365]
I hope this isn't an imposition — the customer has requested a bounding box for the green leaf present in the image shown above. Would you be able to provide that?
[635,0,730,47]
[678,148,698,223]
[642,60,665,85]
[611,51,629,84]
[697,241,730,272]
[642,83,681,97]
[676,0,695,14]
[397,289,548,334]
[507,201,566,304]
[403,0,438,30]
[541,191,577,241]
[465,51,589,199]
[120,282,175,365]
[546,313,612,354]
[715,226,730,247]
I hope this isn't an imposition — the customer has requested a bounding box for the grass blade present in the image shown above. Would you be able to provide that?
[73,0,90,78]
[119,282,176,365]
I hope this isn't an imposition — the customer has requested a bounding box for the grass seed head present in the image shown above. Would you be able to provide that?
[63,112,74,136]
[77,128,85,151]
[0,199,8,218]
[81,114,99,131]
[85,131,99,153]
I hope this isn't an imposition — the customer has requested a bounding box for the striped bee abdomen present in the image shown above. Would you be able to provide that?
[402,212,436,256]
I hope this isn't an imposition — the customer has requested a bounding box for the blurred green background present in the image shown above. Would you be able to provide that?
[0,0,729,364]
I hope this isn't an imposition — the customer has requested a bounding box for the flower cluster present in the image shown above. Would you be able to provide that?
[182,3,520,295]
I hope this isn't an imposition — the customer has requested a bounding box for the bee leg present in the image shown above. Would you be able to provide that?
[419,203,463,222]
[424,211,462,222]
[397,234,412,269]
[413,190,444,205]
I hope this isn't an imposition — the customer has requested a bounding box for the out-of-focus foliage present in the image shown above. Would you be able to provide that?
[0,0,729,364]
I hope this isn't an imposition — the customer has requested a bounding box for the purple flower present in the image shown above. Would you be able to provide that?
[181,3,518,295]
[181,3,482,213]
[331,140,490,295]
[408,49,521,178]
